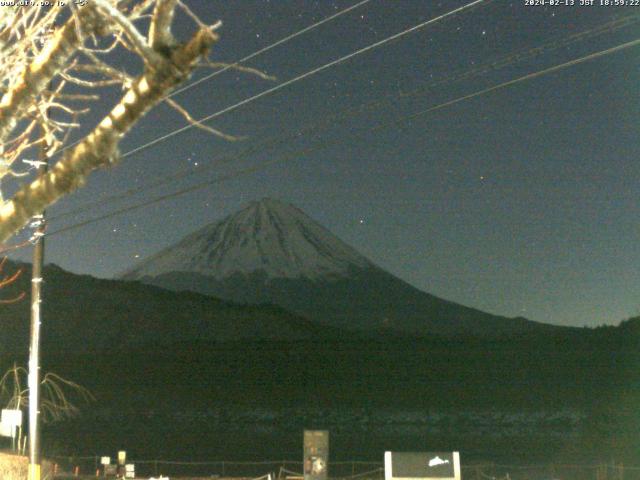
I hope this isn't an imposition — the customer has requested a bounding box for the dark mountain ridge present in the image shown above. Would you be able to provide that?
[0,261,636,466]
[122,198,568,337]
[0,260,340,356]
[142,267,563,337]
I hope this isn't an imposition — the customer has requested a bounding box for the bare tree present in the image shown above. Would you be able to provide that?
[0,1,224,244]
[0,363,93,456]
[0,250,87,420]
[0,257,24,304]
[0,363,93,424]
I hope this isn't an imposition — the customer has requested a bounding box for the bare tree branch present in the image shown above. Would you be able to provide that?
[0,26,218,243]
[0,7,101,145]
[93,0,165,69]
[166,98,241,141]
[0,2,234,246]
[150,0,178,51]
[0,257,24,304]
[0,364,94,423]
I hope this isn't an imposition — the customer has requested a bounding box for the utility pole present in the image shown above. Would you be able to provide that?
[28,145,47,480]
[28,107,50,480]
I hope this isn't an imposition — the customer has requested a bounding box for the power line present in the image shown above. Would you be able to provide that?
[397,12,640,100]
[169,0,374,98]
[118,0,490,159]
[381,36,640,130]
[51,0,373,159]
[46,37,640,238]
[48,0,495,221]
[48,12,640,222]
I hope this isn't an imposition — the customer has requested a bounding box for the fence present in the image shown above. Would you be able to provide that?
[461,463,639,480]
[48,458,383,478]
[47,456,640,480]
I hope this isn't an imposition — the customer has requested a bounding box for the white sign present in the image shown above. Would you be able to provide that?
[125,463,135,478]
[0,422,15,438]
[118,450,127,464]
[1,409,22,427]
[384,452,461,480]
[100,456,111,465]
[0,410,22,438]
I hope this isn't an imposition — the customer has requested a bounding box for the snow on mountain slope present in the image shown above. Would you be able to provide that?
[122,198,373,281]
[121,198,560,337]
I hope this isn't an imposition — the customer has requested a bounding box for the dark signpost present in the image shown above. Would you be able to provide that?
[304,430,329,480]
[384,452,461,480]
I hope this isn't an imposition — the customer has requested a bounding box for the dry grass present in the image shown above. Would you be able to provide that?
[0,452,27,480]
[0,451,53,480]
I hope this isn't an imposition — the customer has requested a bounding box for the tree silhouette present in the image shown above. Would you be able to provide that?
[0,1,225,244]
[0,362,94,455]
[0,257,24,304]
[0,363,93,424]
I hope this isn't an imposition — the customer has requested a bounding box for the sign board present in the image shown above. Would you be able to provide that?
[125,463,135,478]
[1,409,22,427]
[384,452,461,480]
[118,451,127,465]
[100,456,111,466]
[0,422,14,438]
[0,409,22,438]
[303,430,329,480]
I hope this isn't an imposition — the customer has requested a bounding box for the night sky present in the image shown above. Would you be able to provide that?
[7,0,640,328]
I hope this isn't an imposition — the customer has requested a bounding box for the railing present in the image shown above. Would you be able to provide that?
[47,456,640,480]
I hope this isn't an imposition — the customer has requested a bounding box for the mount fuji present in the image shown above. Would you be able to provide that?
[121,198,556,337]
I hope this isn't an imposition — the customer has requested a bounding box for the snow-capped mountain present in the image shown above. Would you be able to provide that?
[122,198,558,337]
[123,198,372,281]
